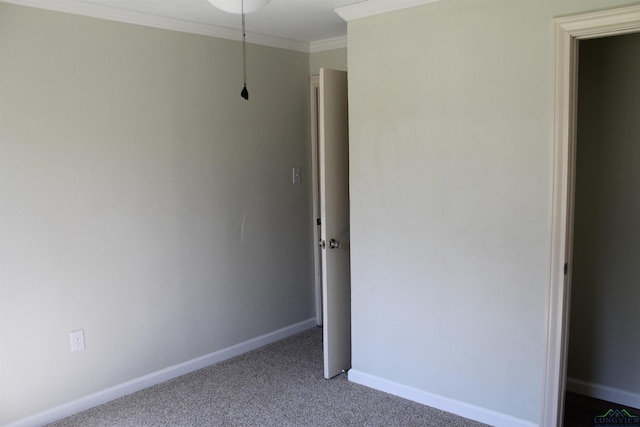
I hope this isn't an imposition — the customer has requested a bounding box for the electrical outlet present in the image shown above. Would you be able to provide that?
[70,330,85,352]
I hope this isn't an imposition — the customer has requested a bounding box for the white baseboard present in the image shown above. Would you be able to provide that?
[348,369,537,427]
[566,377,640,409]
[5,318,317,427]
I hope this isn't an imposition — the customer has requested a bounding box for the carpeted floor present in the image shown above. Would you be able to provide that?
[47,327,488,426]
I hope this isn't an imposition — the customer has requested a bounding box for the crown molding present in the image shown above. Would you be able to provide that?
[309,36,347,53]
[335,0,442,22]
[1,0,310,52]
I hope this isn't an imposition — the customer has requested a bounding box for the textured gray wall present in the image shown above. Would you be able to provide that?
[346,0,640,424]
[0,4,314,424]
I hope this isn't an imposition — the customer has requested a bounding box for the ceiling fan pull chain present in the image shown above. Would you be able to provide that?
[240,0,249,100]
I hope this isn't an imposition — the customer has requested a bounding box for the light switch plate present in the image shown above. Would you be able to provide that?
[292,167,301,184]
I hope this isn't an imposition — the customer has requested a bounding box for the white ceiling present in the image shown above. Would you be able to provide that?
[6,0,357,47]
[81,0,358,41]
[4,0,439,51]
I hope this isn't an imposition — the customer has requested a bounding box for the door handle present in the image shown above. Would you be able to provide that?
[328,239,342,249]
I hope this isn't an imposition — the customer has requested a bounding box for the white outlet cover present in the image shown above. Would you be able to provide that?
[70,330,85,352]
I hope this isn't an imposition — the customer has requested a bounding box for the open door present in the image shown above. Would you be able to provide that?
[319,68,351,379]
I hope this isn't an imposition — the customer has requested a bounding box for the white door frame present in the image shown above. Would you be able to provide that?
[542,5,640,426]
[310,75,322,326]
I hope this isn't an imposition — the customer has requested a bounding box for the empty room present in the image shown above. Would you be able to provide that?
[2,1,640,426]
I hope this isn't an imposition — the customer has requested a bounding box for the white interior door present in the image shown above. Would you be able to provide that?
[319,68,351,379]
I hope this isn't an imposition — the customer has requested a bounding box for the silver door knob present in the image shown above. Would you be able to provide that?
[329,239,342,249]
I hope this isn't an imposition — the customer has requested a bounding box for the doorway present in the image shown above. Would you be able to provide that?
[543,5,640,426]
[310,74,323,327]
[563,32,640,424]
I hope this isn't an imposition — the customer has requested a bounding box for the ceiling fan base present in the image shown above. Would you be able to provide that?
[207,0,271,14]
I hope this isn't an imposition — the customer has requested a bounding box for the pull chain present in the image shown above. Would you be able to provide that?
[240,0,249,100]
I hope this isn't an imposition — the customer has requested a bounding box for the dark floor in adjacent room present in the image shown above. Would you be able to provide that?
[564,391,640,427]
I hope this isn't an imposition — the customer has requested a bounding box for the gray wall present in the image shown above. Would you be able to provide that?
[568,33,640,398]
[346,0,639,424]
[0,4,314,424]
[309,47,347,75]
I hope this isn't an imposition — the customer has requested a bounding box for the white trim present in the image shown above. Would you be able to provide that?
[541,14,577,427]
[543,5,640,427]
[0,0,310,52]
[5,319,317,427]
[310,36,347,54]
[335,0,441,22]
[566,378,640,409]
[348,370,537,427]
